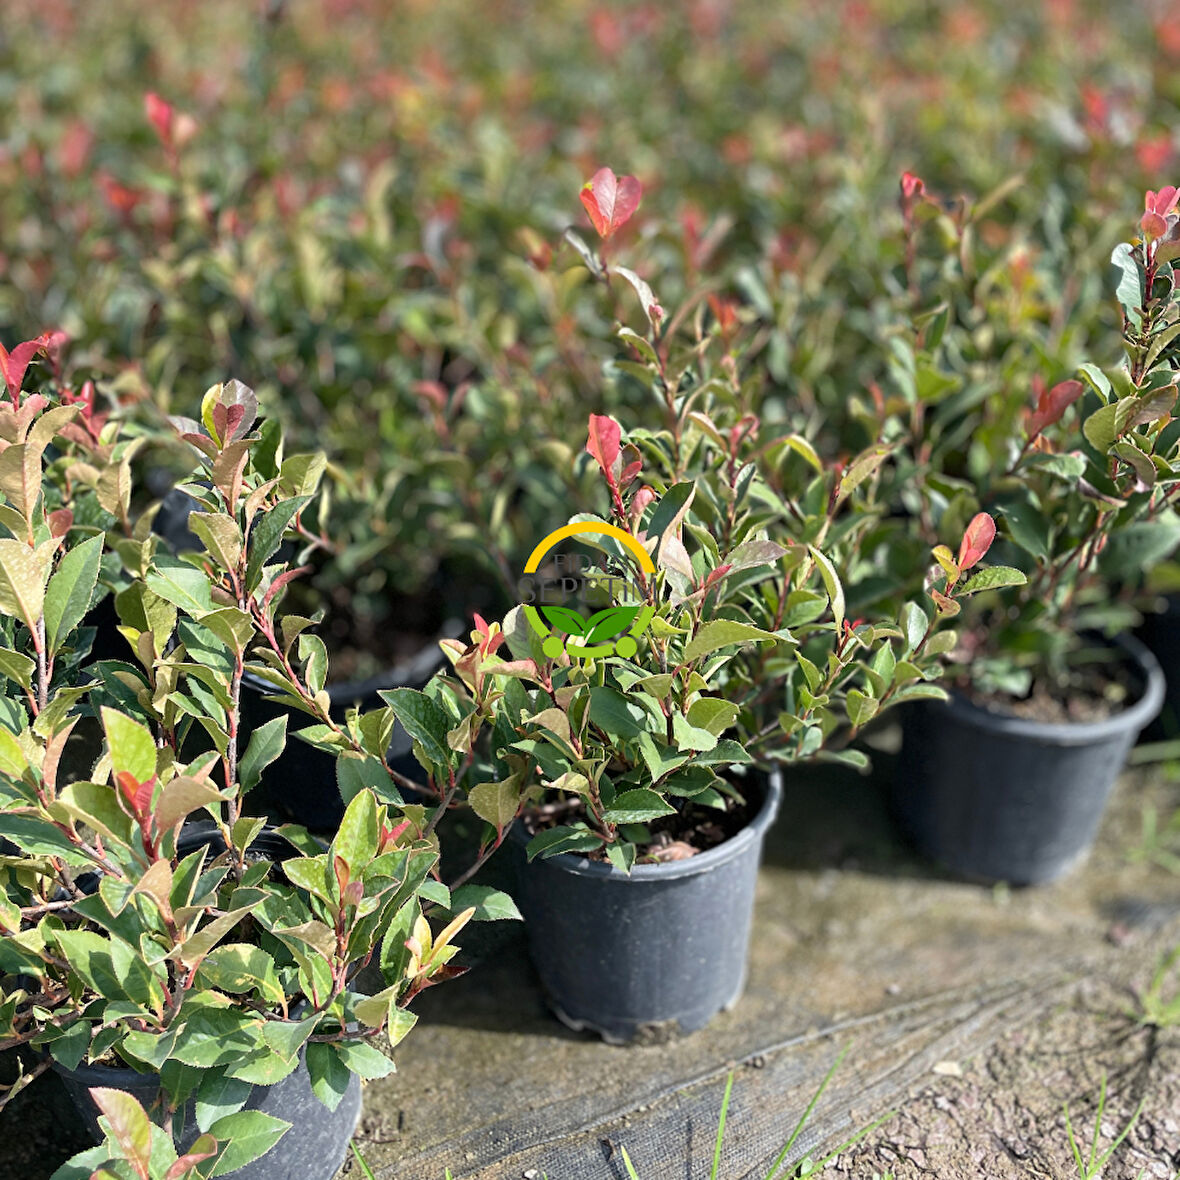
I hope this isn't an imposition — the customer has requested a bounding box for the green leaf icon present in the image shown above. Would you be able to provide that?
[582,605,640,643]
[540,605,587,637]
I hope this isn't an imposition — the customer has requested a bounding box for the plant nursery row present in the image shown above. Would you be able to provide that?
[4,2,1180,1177]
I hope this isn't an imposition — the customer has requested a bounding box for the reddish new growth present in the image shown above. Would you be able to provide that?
[1025,377,1083,440]
[115,771,161,859]
[579,167,642,240]
[1141,186,1179,241]
[957,512,997,571]
[0,333,57,408]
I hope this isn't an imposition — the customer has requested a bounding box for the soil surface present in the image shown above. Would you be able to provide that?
[829,973,1180,1179]
[955,658,1143,726]
[524,788,753,862]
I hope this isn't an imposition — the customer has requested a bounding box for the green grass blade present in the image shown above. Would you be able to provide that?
[763,1043,851,1180]
[804,1110,896,1174]
[1094,1098,1144,1172]
[349,1141,377,1180]
[1088,1073,1106,1173]
[1064,1103,1086,1176]
[710,1072,735,1180]
[620,1144,641,1180]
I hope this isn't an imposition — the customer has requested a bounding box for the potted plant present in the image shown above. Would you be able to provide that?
[384,377,960,1044]
[0,381,518,1176]
[882,186,1176,884]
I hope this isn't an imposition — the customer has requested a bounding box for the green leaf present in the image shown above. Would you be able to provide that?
[900,602,928,654]
[146,558,217,615]
[331,1040,396,1080]
[957,566,1028,594]
[207,1111,291,1176]
[337,750,401,807]
[845,690,879,728]
[195,1070,253,1133]
[238,715,287,794]
[0,645,34,689]
[602,788,676,824]
[380,687,452,770]
[245,496,311,592]
[808,546,844,629]
[683,620,782,662]
[333,787,379,877]
[101,706,157,782]
[685,697,740,736]
[672,710,718,752]
[44,534,103,655]
[468,779,522,830]
[588,685,648,738]
[0,538,51,632]
[525,824,603,861]
[197,607,255,657]
[189,512,243,573]
[197,944,285,1007]
[1083,402,1121,453]
[305,1041,352,1112]
[1111,242,1145,326]
[448,885,523,921]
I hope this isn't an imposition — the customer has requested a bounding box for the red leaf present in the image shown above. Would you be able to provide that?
[212,402,246,444]
[957,512,996,571]
[115,772,156,818]
[48,509,73,538]
[379,819,412,853]
[1025,378,1083,438]
[579,167,642,239]
[0,334,52,404]
[334,854,350,895]
[263,565,311,610]
[144,92,173,145]
[164,1138,219,1180]
[586,413,621,478]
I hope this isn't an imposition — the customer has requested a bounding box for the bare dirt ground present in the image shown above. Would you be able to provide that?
[829,970,1180,1180]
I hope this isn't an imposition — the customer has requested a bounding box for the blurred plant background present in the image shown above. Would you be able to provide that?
[2,0,1178,672]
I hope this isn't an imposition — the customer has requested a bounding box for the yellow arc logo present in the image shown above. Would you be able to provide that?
[522,522,655,659]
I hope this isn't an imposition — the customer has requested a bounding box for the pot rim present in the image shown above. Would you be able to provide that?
[937,633,1165,745]
[509,767,782,882]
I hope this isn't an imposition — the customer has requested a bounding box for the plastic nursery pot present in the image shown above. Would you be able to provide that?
[893,635,1164,886]
[53,1051,361,1180]
[241,636,446,832]
[1135,595,1180,740]
[53,825,359,1180]
[509,769,782,1044]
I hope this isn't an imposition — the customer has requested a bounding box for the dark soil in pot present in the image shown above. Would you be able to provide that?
[893,634,1164,886]
[508,769,782,1044]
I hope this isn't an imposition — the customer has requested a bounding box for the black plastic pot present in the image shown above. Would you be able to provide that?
[509,770,782,1043]
[894,635,1165,885]
[241,636,447,831]
[53,1050,360,1180]
[1135,595,1180,739]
